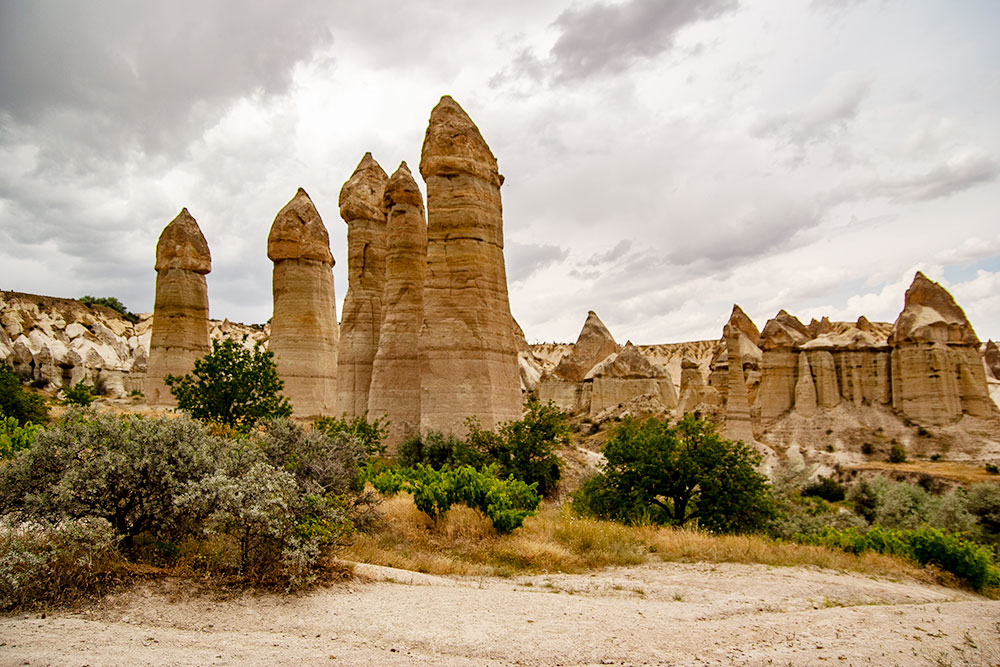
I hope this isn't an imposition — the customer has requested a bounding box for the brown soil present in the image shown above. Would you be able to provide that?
[3,561,998,666]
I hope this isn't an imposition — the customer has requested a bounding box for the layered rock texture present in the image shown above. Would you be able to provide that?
[144,208,212,406]
[417,95,521,433]
[267,189,339,418]
[589,342,678,419]
[336,153,388,418]
[368,162,427,447]
[539,311,619,414]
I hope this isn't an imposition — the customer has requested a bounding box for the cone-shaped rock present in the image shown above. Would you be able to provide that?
[552,310,619,382]
[368,163,426,448]
[144,208,212,405]
[336,153,389,418]
[889,272,994,425]
[267,188,338,418]
[708,305,760,393]
[723,324,754,443]
[418,95,521,433]
[793,352,818,417]
[589,342,677,417]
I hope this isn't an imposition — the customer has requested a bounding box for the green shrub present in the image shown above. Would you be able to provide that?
[888,443,907,463]
[0,415,41,460]
[396,430,484,471]
[847,476,933,530]
[0,364,48,426]
[365,463,541,534]
[166,338,292,430]
[965,484,1000,534]
[572,414,775,533]
[77,295,138,323]
[60,381,97,406]
[0,518,127,611]
[802,477,846,503]
[313,413,388,458]
[860,442,874,456]
[985,463,999,475]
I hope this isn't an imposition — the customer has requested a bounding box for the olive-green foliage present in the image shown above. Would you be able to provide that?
[802,477,846,502]
[77,295,138,323]
[0,364,48,426]
[0,415,41,460]
[0,411,221,547]
[313,413,388,458]
[60,381,97,406]
[799,525,999,591]
[466,397,568,498]
[888,442,907,463]
[574,414,775,533]
[965,484,1000,535]
[396,430,484,471]
[366,463,541,534]
[0,518,126,611]
[166,338,292,430]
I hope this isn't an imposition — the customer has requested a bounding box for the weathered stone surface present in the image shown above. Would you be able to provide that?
[552,311,619,382]
[723,325,754,443]
[677,355,706,415]
[986,341,1000,381]
[336,153,388,418]
[538,376,592,414]
[588,343,677,417]
[145,208,211,406]
[754,310,809,425]
[368,162,426,448]
[418,95,521,434]
[889,272,995,425]
[793,352,817,417]
[708,305,761,397]
[267,189,338,418]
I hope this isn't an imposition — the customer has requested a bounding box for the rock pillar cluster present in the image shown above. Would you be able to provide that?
[336,153,389,418]
[267,188,339,418]
[144,208,212,406]
[368,162,427,445]
[417,95,522,433]
[754,310,810,426]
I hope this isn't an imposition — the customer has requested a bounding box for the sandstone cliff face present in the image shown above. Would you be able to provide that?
[336,153,389,418]
[267,189,338,418]
[723,325,755,443]
[418,95,521,434]
[889,272,994,425]
[144,208,212,406]
[368,163,427,448]
[708,305,761,400]
[754,310,810,426]
[552,311,619,382]
[588,342,678,418]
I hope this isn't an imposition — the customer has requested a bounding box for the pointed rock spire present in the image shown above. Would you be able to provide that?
[267,188,334,265]
[890,272,979,346]
[419,95,502,187]
[793,352,818,417]
[154,207,211,274]
[553,310,619,382]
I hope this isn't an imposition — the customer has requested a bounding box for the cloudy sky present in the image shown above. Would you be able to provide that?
[1,0,998,345]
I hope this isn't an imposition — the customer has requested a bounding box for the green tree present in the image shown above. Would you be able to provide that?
[574,414,775,533]
[165,338,292,429]
[77,295,138,323]
[0,364,48,426]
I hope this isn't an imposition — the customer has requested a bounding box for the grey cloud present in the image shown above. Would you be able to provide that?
[881,152,999,202]
[506,241,571,284]
[753,73,869,147]
[590,239,633,264]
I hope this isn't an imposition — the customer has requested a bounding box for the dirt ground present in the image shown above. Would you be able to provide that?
[2,561,999,666]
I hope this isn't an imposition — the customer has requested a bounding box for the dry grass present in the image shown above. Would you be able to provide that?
[343,492,936,585]
[850,461,1000,485]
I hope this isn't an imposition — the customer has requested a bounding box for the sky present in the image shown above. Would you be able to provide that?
[1,0,998,345]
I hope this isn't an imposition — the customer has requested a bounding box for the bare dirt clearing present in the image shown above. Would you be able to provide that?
[3,561,998,666]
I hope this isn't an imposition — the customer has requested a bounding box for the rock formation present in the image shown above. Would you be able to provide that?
[418,95,521,433]
[539,310,619,414]
[368,162,427,447]
[708,305,761,399]
[754,310,810,425]
[793,351,817,417]
[889,272,994,425]
[723,324,755,443]
[144,208,211,406]
[267,188,338,418]
[677,355,719,415]
[985,340,1000,381]
[589,342,677,418]
[336,153,389,418]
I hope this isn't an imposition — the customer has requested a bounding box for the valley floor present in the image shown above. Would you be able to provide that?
[3,561,998,666]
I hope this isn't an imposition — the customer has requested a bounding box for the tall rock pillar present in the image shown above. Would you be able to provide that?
[144,208,211,406]
[418,95,522,433]
[267,188,338,418]
[336,153,388,418]
[368,162,427,449]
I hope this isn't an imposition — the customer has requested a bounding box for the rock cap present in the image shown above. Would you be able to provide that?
[384,162,425,211]
[155,208,211,274]
[267,188,334,265]
[419,95,502,187]
[339,152,388,223]
[889,272,979,346]
[758,310,811,350]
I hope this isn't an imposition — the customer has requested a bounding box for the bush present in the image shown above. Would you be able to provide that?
[847,476,932,530]
[0,364,48,426]
[802,477,846,503]
[166,338,292,430]
[965,484,1000,534]
[313,413,388,458]
[60,381,97,406]
[800,525,999,591]
[572,414,775,533]
[466,398,568,497]
[888,443,907,463]
[365,463,541,534]
[0,415,41,460]
[77,295,138,323]
[860,442,874,456]
[0,518,127,611]
[396,430,484,471]
[985,463,999,475]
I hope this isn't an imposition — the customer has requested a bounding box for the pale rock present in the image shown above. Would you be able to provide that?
[538,377,592,414]
[267,189,338,418]
[754,310,809,425]
[805,350,841,409]
[985,341,1000,381]
[418,95,522,433]
[144,208,212,406]
[337,153,389,418]
[723,325,755,443]
[552,311,619,382]
[589,342,678,417]
[65,322,88,340]
[368,163,426,448]
[793,352,817,417]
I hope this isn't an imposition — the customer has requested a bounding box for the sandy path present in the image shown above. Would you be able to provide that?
[2,561,998,666]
